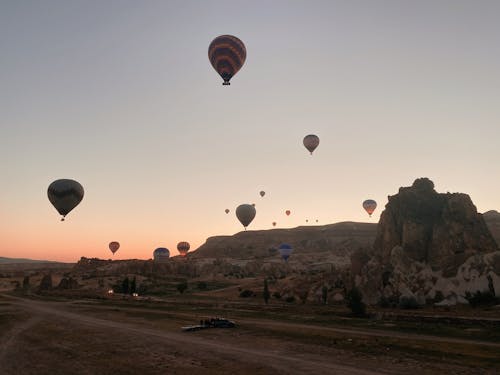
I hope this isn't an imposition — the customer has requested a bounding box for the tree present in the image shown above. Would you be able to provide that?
[122,277,130,295]
[322,285,328,305]
[22,276,30,290]
[346,287,366,316]
[177,281,188,294]
[130,277,137,294]
[263,278,270,304]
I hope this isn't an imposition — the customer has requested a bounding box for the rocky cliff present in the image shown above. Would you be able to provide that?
[373,178,497,276]
[359,178,500,305]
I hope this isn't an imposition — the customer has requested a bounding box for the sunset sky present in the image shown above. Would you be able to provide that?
[1,1,499,262]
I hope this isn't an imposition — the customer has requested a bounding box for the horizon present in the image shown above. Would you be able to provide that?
[1,1,499,263]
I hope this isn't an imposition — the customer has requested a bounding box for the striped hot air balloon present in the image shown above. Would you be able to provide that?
[362,199,377,217]
[278,244,293,262]
[153,248,170,263]
[208,35,246,85]
[177,241,190,257]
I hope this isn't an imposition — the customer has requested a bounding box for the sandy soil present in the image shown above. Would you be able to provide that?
[0,294,498,375]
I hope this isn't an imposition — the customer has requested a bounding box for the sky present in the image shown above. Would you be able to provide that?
[1,1,499,262]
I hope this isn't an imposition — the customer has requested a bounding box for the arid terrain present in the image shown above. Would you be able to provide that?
[1,279,499,375]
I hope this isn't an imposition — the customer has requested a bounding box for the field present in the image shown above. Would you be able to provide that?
[1,285,499,375]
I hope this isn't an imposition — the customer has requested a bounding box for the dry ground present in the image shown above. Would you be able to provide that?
[1,293,499,375]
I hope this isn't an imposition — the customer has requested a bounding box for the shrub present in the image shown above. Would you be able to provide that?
[197,281,207,290]
[176,281,188,294]
[273,291,281,299]
[285,296,295,303]
[399,296,419,309]
[379,295,398,308]
[239,289,254,298]
[263,279,270,304]
[465,290,499,307]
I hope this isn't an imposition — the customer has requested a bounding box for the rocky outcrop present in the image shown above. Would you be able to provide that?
[373,178,497,276]
[359,178,499,305]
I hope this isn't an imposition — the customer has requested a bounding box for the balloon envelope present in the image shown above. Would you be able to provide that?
[47,179,84,220]
[272,221,276,227]
[177,241,190,257]
[259,191,265,197]
[303,134,320,155]
[278,244,293,262]
[208,35,246,85]
[285,210,291,216]
[153,248,170,262]
[109,241,120,254]
[236,204,256,229]
[362,199,377,216]
[225,208,230,214]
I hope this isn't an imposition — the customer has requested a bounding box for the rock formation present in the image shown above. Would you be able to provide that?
[373,178,497,275]
[359,178,499,305]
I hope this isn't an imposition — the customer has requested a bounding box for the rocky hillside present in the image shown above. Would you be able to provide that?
[193,221,377,260]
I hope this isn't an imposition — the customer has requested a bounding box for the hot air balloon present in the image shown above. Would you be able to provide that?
[225,208,230,214]
[278,244,293,262]
[236,204,256,229]
[208,35,246,85]
[316,219,319,223]
[303,134,320,155]
[47,179,84,221]
[272,222,276,227]
[285,210,291,216]
[252,203,256,207]
[109,241,120,255]
[306,219,309,223]
[259,191,265,197]
[177,241,190,257]
[153,248,170,263]
[362,199,377,217]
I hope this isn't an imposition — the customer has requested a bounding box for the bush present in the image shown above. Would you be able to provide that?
[239,289,254,298]
[379,295,398,308]
[399,296,419,309]
[285,296,295,303]
[197,281,207,290]
[465,290,499,307]
[346,287,366,316]
[272,291,281,299]
[176,281,188,294]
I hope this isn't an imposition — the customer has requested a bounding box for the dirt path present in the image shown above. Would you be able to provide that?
[0,315,42,365]
[1,295,386,375]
